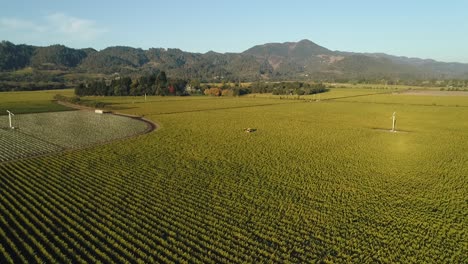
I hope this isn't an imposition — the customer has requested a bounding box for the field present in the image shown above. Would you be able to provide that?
[0,111,150,162]
[245,87,400,100]
[0,90,74,115]
[0,89,467,263]
[335,91,468,107]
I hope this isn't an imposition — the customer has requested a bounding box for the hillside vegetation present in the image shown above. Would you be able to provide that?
[2,40,468,87]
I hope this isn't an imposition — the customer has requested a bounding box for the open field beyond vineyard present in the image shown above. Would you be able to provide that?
[0,88,467,263]
[0,90,74,115]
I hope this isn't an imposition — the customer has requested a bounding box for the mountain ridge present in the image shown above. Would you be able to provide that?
[1,39,468,81]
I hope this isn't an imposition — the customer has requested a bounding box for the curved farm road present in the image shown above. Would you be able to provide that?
[56,100,158,134]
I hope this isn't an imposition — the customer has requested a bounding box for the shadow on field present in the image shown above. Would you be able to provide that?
[371,127,411,133]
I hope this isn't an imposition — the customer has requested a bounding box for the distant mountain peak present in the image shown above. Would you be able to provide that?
[243,39,331,58]
[297,39,316,45]
[241,39,333,71]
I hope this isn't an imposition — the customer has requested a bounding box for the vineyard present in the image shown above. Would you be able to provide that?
[0,89,467,263]
[0,111,150,162]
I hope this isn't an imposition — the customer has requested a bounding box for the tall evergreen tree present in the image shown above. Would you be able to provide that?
[155,71,168,95]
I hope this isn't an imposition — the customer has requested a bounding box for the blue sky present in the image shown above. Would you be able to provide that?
[1,0,468,62]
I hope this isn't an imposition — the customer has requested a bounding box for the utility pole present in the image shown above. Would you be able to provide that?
[6,110,14,129]
[391,112,396,132]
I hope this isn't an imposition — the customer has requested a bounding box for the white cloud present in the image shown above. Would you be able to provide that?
[45,13,107,40]
[0,13,107,45]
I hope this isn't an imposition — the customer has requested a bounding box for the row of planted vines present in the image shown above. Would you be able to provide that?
[0,93,467,263]
[0,111,149,162]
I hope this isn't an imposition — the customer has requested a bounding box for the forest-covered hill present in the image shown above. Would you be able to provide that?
[2,39,468,86]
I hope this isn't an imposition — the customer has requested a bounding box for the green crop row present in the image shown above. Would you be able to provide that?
[0,89,466,263]
[0,111,149,162]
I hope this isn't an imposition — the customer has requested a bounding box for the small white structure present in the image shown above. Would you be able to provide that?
[6,110,14,129]
[95,109,109,114]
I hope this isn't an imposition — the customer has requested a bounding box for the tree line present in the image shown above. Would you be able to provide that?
[249,81,328,95]
[75,71,188,96]
[0,81,65,92]
[75,76,331,97]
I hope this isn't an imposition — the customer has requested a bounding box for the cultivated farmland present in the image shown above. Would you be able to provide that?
[0,90,74,115]
[0,111,150,161]
[0,89,467,263]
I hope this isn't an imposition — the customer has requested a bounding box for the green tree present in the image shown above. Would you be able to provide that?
[130,78,140,96]
[154,71,168,95]
[75,83,86,96]
[96,80,107,96]
[189,79,201,93]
